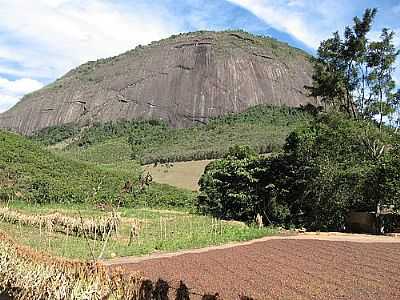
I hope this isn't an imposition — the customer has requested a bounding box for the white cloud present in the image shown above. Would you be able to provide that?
[0,94,20,113]
[0,78,44,95]
[226,0,351,49]
[0,77,44,112]
[0,0,180,80]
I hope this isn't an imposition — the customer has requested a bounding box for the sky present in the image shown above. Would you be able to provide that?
[0,0,399,113]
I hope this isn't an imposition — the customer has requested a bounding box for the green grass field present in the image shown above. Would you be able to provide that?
[0,105,310,260]
[0,130,195,209]
[0,202,279,259]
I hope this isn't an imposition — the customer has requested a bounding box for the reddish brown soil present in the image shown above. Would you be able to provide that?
[117,239,400,299]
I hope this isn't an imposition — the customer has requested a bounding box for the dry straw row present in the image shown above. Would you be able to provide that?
[0,230,143,300]
[0,207,120,240]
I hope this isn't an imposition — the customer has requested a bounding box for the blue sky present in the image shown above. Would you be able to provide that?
[0,0,399,112]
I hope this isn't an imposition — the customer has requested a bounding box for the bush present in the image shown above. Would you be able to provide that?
[198,146,290,223]
[198,113,400,230]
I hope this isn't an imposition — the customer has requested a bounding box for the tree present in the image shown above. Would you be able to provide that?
[388,89,400,129]
[307,32,347,111]
[307,8,377,116]
[197,114,400,231]
[366,28,400,128]
[307,8,399,123]
[198,146,290,223]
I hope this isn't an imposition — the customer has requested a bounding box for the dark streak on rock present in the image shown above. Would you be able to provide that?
[68,100,87,105]
[179,113,208,125]
[40,108,56,112]
[175,65,194,71]
[147,102,158,108]
[229,33,255,43]
[252,53,273,60]
[117,98,138,104]
[174,42,213,49]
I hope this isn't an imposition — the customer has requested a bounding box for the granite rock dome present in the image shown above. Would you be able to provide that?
[0,31,315,135]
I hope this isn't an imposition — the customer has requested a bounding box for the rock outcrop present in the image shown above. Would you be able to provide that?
[0,31,316,135]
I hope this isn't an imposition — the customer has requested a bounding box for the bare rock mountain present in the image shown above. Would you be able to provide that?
[0,31,315,135]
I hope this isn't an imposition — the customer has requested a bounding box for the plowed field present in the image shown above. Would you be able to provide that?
[117,238,400,299]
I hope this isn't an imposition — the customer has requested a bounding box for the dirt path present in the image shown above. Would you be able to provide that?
[109,233,400,299]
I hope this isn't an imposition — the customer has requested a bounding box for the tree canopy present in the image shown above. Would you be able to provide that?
[198,114,400,230]
[307,8,399,127]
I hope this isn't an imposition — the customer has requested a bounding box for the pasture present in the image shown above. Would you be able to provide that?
[0,202,277,260]
[143,160,213,191]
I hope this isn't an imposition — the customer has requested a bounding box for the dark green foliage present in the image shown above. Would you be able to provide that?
[278,114,400,229]
[198,113,400,230]
[307,8,399,123]
[132,183,195,210]
[362,143,400,211]
[75,119,167,148]
[224,145,256,159]
[198,149,258,221]
[0,130,195,209]
[198,147,290,223]
[129,105,311,164]
[48,105,312,165]
[31,124,80,146]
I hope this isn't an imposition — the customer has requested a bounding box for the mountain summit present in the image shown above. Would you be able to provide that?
[0,31,315,135]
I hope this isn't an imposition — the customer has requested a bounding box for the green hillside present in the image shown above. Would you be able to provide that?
[34,105,313,165]
[0,130,194,208]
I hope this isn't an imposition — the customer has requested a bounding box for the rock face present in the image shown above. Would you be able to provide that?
[0,31,316,135]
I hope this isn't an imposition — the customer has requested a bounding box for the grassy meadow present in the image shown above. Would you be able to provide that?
[0,105,309,261]
[0,202,278,259]
[0,130,196,209]
[143,160,213,191]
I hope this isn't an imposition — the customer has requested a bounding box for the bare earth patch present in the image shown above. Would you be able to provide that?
[111,233,400,299]
[143,160,213,191]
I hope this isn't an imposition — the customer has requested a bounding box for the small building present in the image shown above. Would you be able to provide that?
[346,207,400,234]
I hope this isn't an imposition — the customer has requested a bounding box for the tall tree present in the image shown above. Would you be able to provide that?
[307,8,400,124]
[307,8,378,117]
[366,28,399,128]
[342,8,377,117]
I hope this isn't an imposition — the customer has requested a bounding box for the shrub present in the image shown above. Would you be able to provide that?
[198,113,400,230]
[198,146,290,223]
